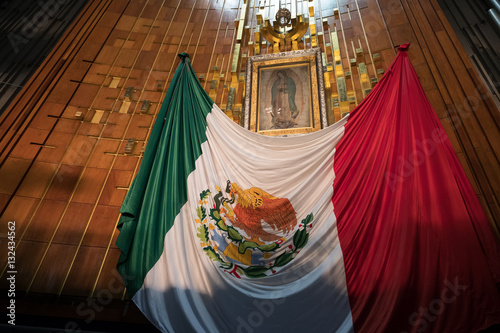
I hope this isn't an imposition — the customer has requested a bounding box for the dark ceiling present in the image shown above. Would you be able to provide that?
[0,0,90,117]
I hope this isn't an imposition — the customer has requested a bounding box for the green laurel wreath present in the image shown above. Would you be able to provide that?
[195,188,312,278]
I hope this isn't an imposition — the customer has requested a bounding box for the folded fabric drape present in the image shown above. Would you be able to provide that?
[116,47,500,333]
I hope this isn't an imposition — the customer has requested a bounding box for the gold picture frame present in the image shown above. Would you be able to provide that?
[243,48,327,136]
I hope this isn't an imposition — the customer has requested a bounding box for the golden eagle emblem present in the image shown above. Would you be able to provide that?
[195,181,313,279]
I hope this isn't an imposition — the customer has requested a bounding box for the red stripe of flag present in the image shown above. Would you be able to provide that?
[333,43,500,333]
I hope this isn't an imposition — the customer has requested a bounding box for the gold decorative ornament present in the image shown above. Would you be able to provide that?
[275,8,291,27]
[258,5,309,48]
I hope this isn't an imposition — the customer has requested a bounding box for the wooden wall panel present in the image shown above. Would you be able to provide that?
[52,202,94,244]
[0,0,498,329]
[29,243,79,294]
[61,246,107,297]
[93,247,126,299]
[0,240,47,291]
[22,200,66,242]
[0,158,31,196]
[82,205,121,247]
[0,196,40,236]
[16,161,59,198]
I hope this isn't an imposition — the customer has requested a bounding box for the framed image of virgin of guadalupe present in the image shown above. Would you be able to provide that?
[243,48,327,136]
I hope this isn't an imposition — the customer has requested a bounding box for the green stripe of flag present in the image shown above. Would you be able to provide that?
[116,53,214,295]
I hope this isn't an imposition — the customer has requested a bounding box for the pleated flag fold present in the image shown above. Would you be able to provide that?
[116,47,500,333]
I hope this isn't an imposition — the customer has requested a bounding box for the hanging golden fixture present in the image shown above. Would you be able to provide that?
[259,7,309,48]
[275,8,291,27]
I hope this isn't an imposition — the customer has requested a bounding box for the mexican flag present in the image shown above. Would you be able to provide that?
[116,44,500,332]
